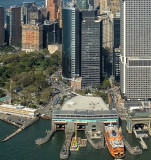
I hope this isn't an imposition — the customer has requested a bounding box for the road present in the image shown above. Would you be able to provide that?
[0,87,11,104]
[36,70,73,116]
[109,86,127,119]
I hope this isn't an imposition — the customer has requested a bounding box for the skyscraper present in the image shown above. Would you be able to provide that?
[21,2,35,24]
[21,2,47,25]
[6,6,21,46]
[47,0,58,21]
[120,0,151,100]
[76,0,88,9]
[43,21,60,49]
[0,7,4,46]
[101,12,113,50]
[62,3,81,79]
[22,24,43,52]
[113,17,120,49]
[113,15,120,82]
[81,10,102,88]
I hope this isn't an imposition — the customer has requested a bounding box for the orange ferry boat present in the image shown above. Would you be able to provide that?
[105,124,125,158]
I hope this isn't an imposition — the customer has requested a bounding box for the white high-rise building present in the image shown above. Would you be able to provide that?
[120,0,151,101]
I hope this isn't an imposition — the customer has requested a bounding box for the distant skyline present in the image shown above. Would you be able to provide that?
[1,0,44,8]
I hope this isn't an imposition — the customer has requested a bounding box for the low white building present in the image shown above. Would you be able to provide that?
[0,104,37,118]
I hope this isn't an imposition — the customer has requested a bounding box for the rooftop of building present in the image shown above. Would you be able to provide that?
[0,104,37,112]
[61,95,108,111]
[53,109,117,116]
[10,5,21,9]
[124,101,151,109]
[63,2,77,9]
[114,48,120,52]
[129,110,150,118]
[43,20,58,25]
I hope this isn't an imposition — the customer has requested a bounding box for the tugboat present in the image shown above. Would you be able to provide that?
[105,123,125,159]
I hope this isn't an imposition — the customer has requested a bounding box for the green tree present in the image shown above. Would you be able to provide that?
[0,89,6,98]
[115,82,120,87]
[43,48,49,54]
[40,88,53,104]
[102,79,111,89]
[29,104,37,108]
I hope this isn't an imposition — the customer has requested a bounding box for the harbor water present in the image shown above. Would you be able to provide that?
[0,119,151,160]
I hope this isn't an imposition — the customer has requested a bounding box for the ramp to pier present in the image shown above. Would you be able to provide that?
[35,129,55,145]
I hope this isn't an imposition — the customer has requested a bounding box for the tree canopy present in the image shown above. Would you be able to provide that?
[0,51,62,106]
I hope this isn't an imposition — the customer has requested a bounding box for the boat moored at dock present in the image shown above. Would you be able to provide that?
[105,124,125,159]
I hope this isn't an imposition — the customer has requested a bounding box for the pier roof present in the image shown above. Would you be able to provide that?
[61,95,108,111]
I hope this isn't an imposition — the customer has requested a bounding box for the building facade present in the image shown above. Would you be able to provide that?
[47,0,58,21]
[110,0,120,18]
[0,7,4,46]
[113,17,120,49]
[6,6,21,45]
[62,3,81,79]
[21,2,46,25]
[76,0,88,9]
[120,0,151,100]
[22,24,43,51]
[113,17,120,81]
[100,0,110,14]
[21,2,36,24]
[43,21,60,49]
[113,48,120,82]
[81,11,102,88]
[101,13,113,50]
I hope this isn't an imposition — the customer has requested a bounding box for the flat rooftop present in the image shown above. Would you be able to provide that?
[129,111,150,118]
[61,95,108,111]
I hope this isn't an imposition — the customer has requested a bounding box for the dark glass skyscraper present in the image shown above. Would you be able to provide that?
[113,17,120,82]
[81,10,102,88]
[43,21,60,48]
[0,7,4,46]
[62,3,81,79]
[113,18,120,49]
[6,6,21,45]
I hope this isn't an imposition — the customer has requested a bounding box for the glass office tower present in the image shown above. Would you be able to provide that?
[62,3,81,79]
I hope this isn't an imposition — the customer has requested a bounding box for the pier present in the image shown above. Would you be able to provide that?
[123,137,142,155]
[2,117,39,142]
[35,129,55,145]
[85,131,104,149]
[2,128,22,142]
[60,132,73,159]
[0,118,21,127]
[133,129,148,150]
[133,129,149,139]
[139,137,148,150]
[21,117,39,129]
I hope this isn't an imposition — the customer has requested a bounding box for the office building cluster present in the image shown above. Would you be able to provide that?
[62,0,151,101]
[1,0,150,101]
[0,0,62,51]
[62,0,120,88]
